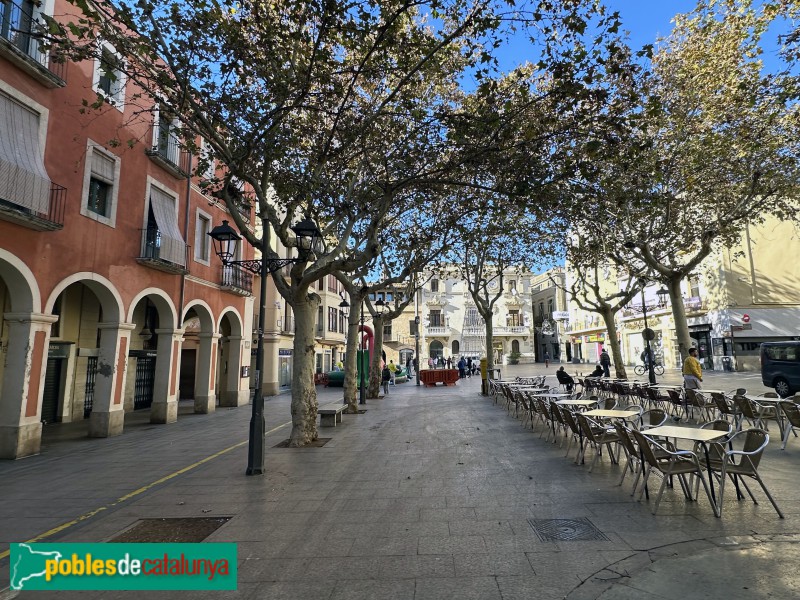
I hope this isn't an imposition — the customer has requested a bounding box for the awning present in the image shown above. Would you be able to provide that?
[0,93,51,213]
[149,186,186,266]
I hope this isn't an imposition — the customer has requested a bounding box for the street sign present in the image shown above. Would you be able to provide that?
[742,323,753,330]
[742,314,751,323]
[731,325,744,331]
[552,310,570,321]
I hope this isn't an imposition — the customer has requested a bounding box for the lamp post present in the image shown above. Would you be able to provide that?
[208,216,323,476]
[414,315,421,386]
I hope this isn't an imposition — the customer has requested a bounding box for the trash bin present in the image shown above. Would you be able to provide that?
[722,356,734,372]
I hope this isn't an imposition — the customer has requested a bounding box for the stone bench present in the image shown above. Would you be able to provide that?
[317,401,346,427]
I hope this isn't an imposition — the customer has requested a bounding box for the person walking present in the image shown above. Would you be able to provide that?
[406,356,413,376]
[466,357,473,378]
[599,348,611,378]
[446,357,452,369]
[382,364,391,395]
[543,350,550,368]
[388,359,397,385]
[682,347,703,390]
[457,356,466,379]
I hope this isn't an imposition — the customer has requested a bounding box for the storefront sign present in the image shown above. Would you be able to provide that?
[278,349,293,356]
[585,334,606,343]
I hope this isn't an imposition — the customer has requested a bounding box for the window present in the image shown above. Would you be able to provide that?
[317,306,323,333]
[508,310,520,326]
[339,309,347,333]
[81,143,120,226]
[509,280,516,292]
[383,322,392,337]
[431,279,439,292]
[429,310,442,327]
[199,138,215,180]
[0,92,51,214]
[150,105,181,167]
[1,1,35,56]
[328,275,337,292]
[689,276,701,299]
[194,211,211,263]
[145,181,186,266]
[93,44,126,108]
[328,307,337,332]
[511,340,520,353]
[538,302,544,317]
[452,340,460,354]
[547,299,554,316]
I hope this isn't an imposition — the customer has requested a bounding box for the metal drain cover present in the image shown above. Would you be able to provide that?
[529,518,609,542]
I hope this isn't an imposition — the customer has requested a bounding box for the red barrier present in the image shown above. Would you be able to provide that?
[420,369,460,387]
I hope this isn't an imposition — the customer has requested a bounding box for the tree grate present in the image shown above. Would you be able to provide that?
[273,437,332,448]
[528,518,609,542]
[109,517,230,543]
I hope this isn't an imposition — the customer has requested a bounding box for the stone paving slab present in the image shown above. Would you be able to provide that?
[1,364,798,599]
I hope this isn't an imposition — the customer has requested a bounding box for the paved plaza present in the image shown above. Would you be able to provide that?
[1,364,799,599]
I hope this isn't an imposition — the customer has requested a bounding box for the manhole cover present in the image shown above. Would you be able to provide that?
[529,518,609,542]
[273,438,332,448]
[109,517,230,543]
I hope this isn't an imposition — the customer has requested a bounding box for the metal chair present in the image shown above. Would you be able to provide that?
[613,421,644,495]
[576,413,620,473]
[734,395,779,433]
[639,408,668,430]
[778,401,800,450]
[707,428,783,518]
[631,429,719,517]
[559,406,583,461]
[711,392,739,425]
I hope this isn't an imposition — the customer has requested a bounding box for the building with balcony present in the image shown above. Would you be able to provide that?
[0,0,254,459]
[564,215,800,373]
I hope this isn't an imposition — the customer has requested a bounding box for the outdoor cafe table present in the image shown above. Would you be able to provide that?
[583,409,640,422]
[641,425,729,512]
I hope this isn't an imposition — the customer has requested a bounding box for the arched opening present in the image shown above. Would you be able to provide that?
[451,340,460,355]
[511,339,520,354]
[127,291,178,424]
[429,340,443,362]
[180,302,215,413]
[218,309,247,407]
[0,252,44,458]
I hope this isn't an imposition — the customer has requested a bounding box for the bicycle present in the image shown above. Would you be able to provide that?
[634,362,664,376]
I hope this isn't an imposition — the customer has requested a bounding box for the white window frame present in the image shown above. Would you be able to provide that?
[194,208,212,265]
[199,137,216,180]
[80,140,120,227]
[91,41,126,111]
[151,105,180,163]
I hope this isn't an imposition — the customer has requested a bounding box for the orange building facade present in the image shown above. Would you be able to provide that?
[0,0,254,458]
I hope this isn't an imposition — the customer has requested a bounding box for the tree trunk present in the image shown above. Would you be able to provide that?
[668,276,692,366]
[342,306,360,413]
[484,320,494,374]
[289,298,319,446]
[368,315,384,398]
[600,307,627,379]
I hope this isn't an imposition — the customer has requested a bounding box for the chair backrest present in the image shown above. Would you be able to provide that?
[685,388,698,406]
[762,392,779,398]
[667,389,683,405]
[550,400,566,426]
[700,419,733,435]
[537,399,551,420]
[780,401,800,427]
[641,408,667,428]
[630,429,664,468]
[560,407,580,434]
[603,397,617,410]
[711,392,735,416]
[734,395,757,419]
[576,413,599,442]
[728,428,769,471]
[621,404,644,416]
[646,387,660,402]
[613,421,638,456]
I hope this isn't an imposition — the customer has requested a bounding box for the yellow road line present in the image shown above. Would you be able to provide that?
[0,421,291,560]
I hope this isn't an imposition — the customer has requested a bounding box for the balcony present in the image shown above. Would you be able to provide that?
[0,183,65,231]
[494,325,528,336]
[136,227,188,275]
[0,1,67,88]
[462,326,484,336]
[146,132,190,178]
[426,326,449,336]
[220,265,252,296]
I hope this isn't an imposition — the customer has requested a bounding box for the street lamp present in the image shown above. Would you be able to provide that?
[208,215,323,476]
[636,278,659,385]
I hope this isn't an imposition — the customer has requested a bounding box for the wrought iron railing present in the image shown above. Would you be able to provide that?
[146,129,190,176]
[0,183,66,228]
[138,226,188,269]
[221,265,252,294]
[0,0,67,80]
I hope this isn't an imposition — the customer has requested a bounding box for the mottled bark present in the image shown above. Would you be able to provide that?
[368,315,385,398]
[342,307,361,413]
[485,321,494,374]
[600,307,627,380]
[289,299,319,446]
[668,276,691,365]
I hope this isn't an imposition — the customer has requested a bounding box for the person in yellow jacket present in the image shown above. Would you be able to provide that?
[682,347,703,390]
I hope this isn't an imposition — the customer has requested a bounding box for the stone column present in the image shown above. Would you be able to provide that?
[88,322,135,438]
[219,334,248,406]
[262,334,280,397]
[0,312,58,459]
[194,332,220,413]
[150,328,183,424]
